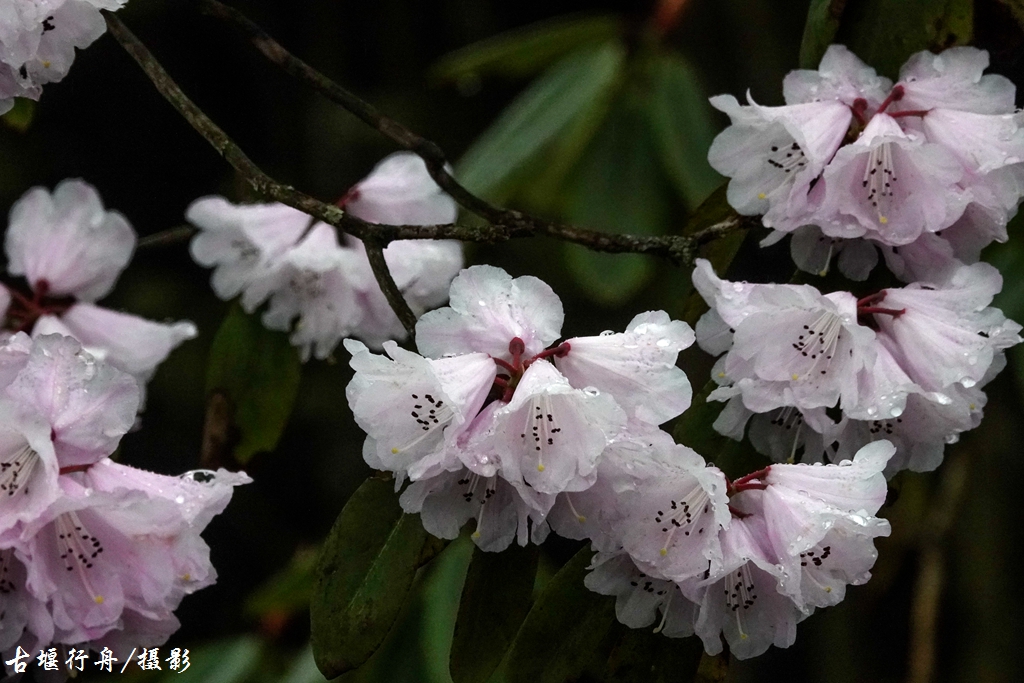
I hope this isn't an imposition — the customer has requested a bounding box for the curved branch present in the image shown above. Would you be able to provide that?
[106,10,745,279]
[363,238,418,340]
[193,0,749,262]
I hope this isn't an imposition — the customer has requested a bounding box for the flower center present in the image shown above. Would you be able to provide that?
[493,337,570,402]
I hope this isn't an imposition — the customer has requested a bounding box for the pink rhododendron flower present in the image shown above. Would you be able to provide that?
[188,152,463,356]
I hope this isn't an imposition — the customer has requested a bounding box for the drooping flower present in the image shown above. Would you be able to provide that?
[693,259,876,413]
[584,551,697,638]
[344,338,495,481]
[346,264,696,550]
[188,153,463,356]
[867,262,1021,392]
[818,112,967,246]
[3,180,196,397]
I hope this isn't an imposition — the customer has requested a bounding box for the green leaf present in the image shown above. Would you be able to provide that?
[450,544,540,683]
[310,477,437,679]
[837,0,973,78]
[205,304,301,463]
[504,547,616,683]
[1,98,35,133]
[799,0,849,68]
[457,42,626,201]
[646,52,722,208]
[432,14,621,83]
[562,91,676,305]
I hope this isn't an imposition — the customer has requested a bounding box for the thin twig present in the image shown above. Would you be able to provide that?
[363,238,417,340]
[137,224,197,249]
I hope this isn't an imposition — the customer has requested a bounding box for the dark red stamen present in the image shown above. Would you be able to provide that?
[526,341,571,366]
[875,85,905,115]
[732,467,771,489]
[857,291,887,307]
[851,98,868,126]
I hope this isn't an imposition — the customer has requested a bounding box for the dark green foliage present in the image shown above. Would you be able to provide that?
[449,544,540,683]
[205,305,302,463]
[310,478,439,679]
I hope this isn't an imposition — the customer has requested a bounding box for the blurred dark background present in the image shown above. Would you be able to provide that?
[5,0,1024,681]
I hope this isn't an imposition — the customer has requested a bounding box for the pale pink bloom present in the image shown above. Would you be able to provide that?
[615,443,730,583]
[693,259,876,412]
[15,0,105,87]
[344,339,495,482]
[0,0,108,108]
[399,465,551,552]
[584,551,697,638]
[712,396,837,465]
[6,179,134,301]
[416,265,563,362]
[921,109,1024,175]
[547,426,683,551]
[688,512,801,660]
[763,439,892,513]
[871,262,1021,391]
[707,94,849,229]
[343,152,458,226]
[0,403,60,537]
[833,385,985,474]
[0,547,53,654]
[34,307,196,397]
[554,311,694,425]
[895,47,1015,115]
[8,460,247,647]
[783,44,892,108]
[819,113,967,246]
[255,224,368,361]
[5,334,138,467]
[186,198,309,307]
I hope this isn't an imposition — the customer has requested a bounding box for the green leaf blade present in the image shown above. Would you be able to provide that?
[431,14,622,83]
[205,305,302,463]
[457,42,626,201]
[449,544,540,683]
[310,478,432,679]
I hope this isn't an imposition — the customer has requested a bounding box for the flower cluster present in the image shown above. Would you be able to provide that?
[187,152,463,360]
[0,178,196,407]
[581,439,893,659]
[0,0,129,115]
[0,332,249,666]
[342,263,902,659]
[710,45,1024,282]
[702,44,1024,475]
[345,264,696,551]
[694,258,1020,473]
